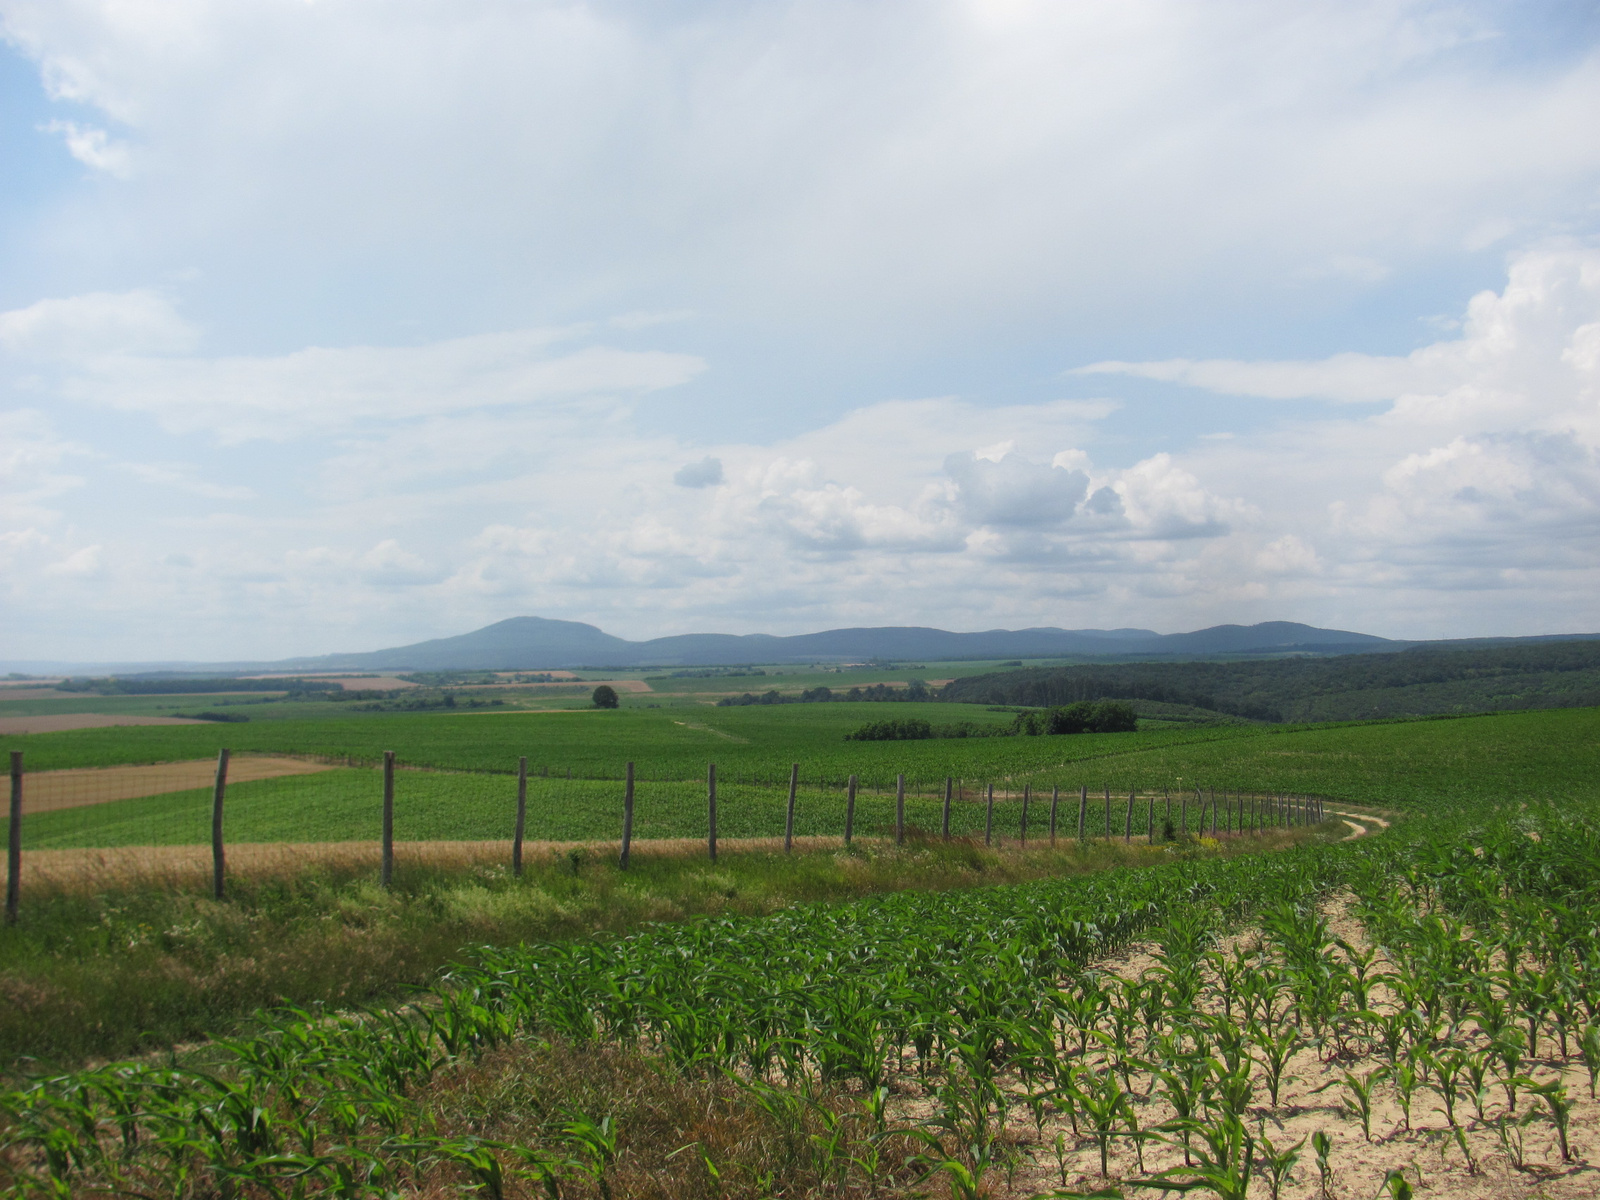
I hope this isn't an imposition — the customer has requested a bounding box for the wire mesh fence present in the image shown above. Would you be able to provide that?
[2,747,1327,918]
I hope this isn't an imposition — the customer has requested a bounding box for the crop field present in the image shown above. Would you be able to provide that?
[3,705,1600,1197]
[4,707,1597,854]
[5,799,1600,1198]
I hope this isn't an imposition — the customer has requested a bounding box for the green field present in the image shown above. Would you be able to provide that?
[9,705,1599,849]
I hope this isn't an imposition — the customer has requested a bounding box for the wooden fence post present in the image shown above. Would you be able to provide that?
[707,763,718,862]
[845,775,857,844]
[942,777,953,841]
[619,762,634,869]
[513,756,528,876]
[381,751,395,888]
[1020,784,1030,847]
[1124,789,1134,842]
[1180,791,1187,835]
[1103,787,1111,840]
[1049,785,1060,846]
[896,774,906,845]
[1077,784,1087,842]
[985,783,995,846]
[1146,791,1155,844]
[785,762,799,853]
[6,752,21,927]
[211,748,229,900]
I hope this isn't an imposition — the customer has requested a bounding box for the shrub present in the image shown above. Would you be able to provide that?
[1087,700,1138,732]
[845,718,933,741]
[592,685,620,709]
[1044,700,1138,734]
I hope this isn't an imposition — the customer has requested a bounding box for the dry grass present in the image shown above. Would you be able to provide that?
[18,754,337,813]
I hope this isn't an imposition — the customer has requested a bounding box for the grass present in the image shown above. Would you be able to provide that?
[7,707,1597,852]
[0,831,1321,1069]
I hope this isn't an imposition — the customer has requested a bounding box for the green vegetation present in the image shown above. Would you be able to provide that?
[591,684,619,709]
[7,704,1598,813]
[8,798,1600,1197]
[0,836,1256,1068]
[943,636,1600,721]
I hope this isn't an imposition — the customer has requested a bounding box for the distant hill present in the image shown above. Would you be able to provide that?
[939,639,1600,722]
[258,616,1397,671]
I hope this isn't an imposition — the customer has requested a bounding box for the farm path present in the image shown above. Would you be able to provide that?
[1326,807,1392,840]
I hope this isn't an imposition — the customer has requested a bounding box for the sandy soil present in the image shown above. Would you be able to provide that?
[0,713,212,735]
[956,875,1600,1200]
[20,754,338,812]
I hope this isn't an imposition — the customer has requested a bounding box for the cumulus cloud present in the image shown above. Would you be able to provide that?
[673,457,723,488]
[4,3,1600,656]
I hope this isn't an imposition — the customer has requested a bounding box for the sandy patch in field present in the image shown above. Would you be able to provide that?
[0,713,213,735]
[0,687,73,701]
[959,880,1600,1200]
[12,835,854,889]
[20,755,339,812]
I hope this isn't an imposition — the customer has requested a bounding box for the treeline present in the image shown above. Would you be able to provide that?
[847,701,1137,742]
[940,639,1600,723]
[718,681,933,707]
[56,677,343,696]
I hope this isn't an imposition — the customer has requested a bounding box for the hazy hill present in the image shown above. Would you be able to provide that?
[264,616,1396,670]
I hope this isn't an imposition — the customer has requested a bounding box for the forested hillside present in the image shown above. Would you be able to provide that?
[939,638,1600,722]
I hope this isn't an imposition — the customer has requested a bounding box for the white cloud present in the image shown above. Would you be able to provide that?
[42,119,132,176]
[3,4,1600,656]
[29,319,706,443]
[0,289,196,359]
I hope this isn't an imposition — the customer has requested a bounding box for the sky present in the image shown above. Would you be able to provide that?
[3,0,1600,662]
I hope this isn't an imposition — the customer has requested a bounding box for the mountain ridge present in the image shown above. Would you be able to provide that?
[11,616,1597,676]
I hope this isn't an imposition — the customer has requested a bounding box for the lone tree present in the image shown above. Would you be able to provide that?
[591,684,619,709]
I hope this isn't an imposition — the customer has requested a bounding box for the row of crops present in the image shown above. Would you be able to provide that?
[4,800,1597,1196]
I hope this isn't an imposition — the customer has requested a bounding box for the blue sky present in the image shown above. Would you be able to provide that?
[3,1,1600,661]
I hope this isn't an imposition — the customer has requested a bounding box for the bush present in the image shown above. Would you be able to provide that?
[592,685,620,709]
[1045,700,1138,734]
[1088,700,1138,732]
[845,718,933,741]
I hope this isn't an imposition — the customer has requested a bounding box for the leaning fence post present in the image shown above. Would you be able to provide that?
[1020,784,1030,847]
[942,777,953,841]
[707,763,718,862]
[1049,785,1060,846]
[6,752,21,926]
[381,751,395,888]
[619,762,634,869]
[845,775,857,844]
[985,783,995,846]
[211,748,230,900]
[895,774,906,845]
[513,756,528,876]
[1077,784,1087,842]
[785,762,799,853]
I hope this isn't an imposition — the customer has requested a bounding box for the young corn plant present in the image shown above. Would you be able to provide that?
[1310,1130,1333,1200]
[1316,1067,1387,1143]
[1515,1076,1575,1162]
[1253,1124,1304,1200]
[1139,1113,1254,1200]
[1247,1022,1300,1108]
